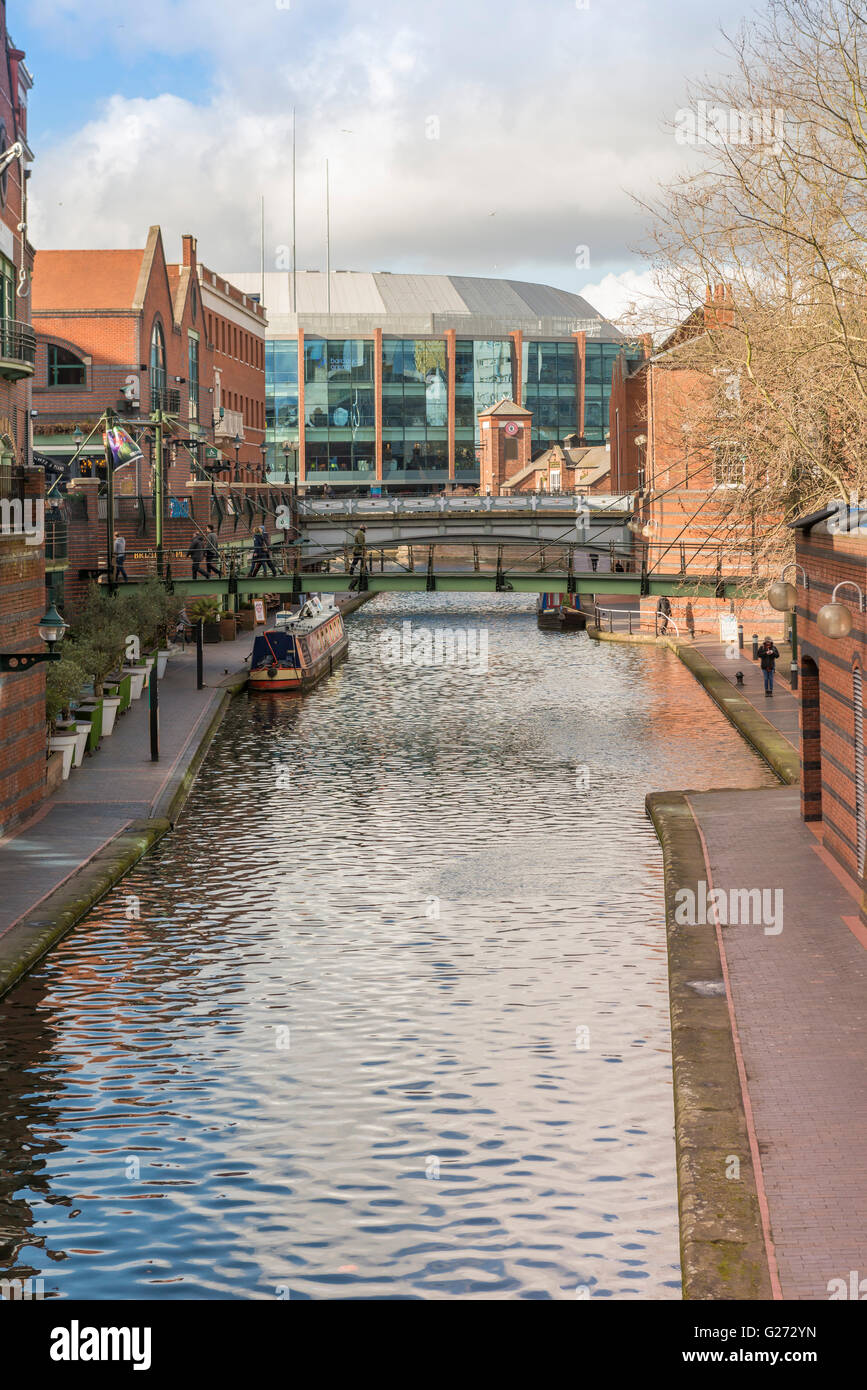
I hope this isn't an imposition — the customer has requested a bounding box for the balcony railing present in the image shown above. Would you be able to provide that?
[151,385,181,414]
[45,518,68,562]
[0,319,36,380]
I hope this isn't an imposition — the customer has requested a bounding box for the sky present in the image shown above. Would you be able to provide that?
[13,0,756,325]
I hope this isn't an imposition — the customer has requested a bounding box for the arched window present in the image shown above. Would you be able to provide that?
[47,344,87,387]
[150,319,167,405]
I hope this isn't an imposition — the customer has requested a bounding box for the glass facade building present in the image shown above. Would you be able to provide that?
[248,270,641,490]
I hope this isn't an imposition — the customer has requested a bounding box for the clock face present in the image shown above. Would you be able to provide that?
[504,421,519,436]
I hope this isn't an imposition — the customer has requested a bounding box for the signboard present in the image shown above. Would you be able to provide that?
[719,613,738,644]
[253,599,266,625]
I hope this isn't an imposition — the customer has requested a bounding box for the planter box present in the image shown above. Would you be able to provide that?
[55,718,90,767]
[45,749,65,795]
[219,616,237,641]
[73,700,104,753]
[236,609,256,631]
[105,673,132,714]
[48,735,76,780]
[203,621,221,644]
[122,667,147,700]
[100,696,121,736]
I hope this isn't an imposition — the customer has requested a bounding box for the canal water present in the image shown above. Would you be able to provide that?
[0,596,774,1300]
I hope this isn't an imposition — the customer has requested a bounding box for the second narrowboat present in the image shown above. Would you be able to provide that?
[536,592,588,631]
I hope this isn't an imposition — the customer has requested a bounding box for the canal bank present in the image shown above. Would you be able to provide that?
[0,593,372,1001]
[589,620,867,1301]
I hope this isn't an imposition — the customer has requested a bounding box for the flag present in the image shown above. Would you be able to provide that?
[103,425,143,467]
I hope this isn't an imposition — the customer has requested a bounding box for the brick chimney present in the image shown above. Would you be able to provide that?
[182,234,197,268]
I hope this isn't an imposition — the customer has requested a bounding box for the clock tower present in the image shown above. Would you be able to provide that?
[477,398,533,495]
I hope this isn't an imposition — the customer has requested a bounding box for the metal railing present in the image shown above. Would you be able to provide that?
[593,604,681,639]
[151,386,181,414]
[0,319,36,368]
[298,494,635,517]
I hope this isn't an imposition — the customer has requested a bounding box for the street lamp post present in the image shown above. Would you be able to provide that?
[259,441,268,483]
[233,433,242,483]
[0,603,68,672]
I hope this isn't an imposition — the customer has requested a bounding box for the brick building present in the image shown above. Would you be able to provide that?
[609,287,782,634]
[31,228,266,489]
[792,509,867,926]
[0,7,45,836]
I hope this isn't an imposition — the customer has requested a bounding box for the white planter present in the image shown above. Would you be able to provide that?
[48,735,76,779]
[157,650,171,679]
[123,667,147,700]
[57,719,90,767]
[100,696,121,736]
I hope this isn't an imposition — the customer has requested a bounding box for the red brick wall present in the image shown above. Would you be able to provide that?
[796,525,867,921]
[0,469,47,833]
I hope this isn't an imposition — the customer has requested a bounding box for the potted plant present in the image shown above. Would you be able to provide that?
[46,655,88,778]
[219,609,237,641]
[69,587,128,739]
[188,596,222,643]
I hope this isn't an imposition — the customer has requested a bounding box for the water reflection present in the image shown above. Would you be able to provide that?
[0,596,773,1300]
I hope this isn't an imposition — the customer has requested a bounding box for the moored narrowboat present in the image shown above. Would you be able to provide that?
[248,599,348,693]
[536,592,587,631]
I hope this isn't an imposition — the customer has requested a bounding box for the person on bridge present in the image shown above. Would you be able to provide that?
[186,532,205,580]
[250,526,278,578]
[349,525,367,575]
[113,533,129,582]
[588,550,599,572]
[203,524,222,578]
[759,636,780,697]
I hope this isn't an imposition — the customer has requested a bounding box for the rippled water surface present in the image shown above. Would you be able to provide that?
[0,595,774,1299]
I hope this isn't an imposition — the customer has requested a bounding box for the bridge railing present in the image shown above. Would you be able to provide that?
[593,604,682,639]
[297,493,635,517]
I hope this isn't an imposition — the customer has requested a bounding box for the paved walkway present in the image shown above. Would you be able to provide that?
[683,638,867,1298]
[0,631,253,938]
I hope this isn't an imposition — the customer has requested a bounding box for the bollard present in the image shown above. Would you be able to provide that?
[752,633,759,660]
[738,623,744,651]
[790,659,799,692]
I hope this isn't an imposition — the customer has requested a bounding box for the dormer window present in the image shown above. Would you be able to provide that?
[47,345,87,387]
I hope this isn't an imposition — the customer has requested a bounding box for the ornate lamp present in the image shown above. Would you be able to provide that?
[816,581,865,639]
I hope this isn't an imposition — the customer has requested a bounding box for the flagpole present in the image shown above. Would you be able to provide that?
[103,408,116,589]
[260,193,265,306]
[292,107,297,314]
[325,158,331,314]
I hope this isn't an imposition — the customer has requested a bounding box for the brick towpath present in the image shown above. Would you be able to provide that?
[684,638,867,1298]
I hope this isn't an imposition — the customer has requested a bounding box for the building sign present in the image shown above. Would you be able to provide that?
[253,599,266,624]
[719,613,738,644]
[169,498,191,518]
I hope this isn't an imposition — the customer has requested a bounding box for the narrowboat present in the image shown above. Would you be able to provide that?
[536,592,588,631]
[248,599,348,693]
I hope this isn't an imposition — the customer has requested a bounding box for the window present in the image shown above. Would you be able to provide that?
[712,440,746,487]
[47,344,86,387]
[188,332,200,423]
[150,319,167,394]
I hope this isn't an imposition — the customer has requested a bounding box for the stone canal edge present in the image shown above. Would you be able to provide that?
[590,623,790,1299]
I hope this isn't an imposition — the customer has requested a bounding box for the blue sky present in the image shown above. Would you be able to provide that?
[12,0,754,322]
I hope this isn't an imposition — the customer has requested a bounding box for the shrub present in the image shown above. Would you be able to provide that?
[46,655,88,733]
[187,596,220,624]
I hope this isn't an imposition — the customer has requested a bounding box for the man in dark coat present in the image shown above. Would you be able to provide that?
[186,532,205,579]
[759,636,780,696]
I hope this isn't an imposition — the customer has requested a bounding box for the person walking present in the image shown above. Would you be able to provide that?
[113,533,129,582]
[186,531,205,580]
[759,635,780,697]
[203,524,222,578]
[349,525,367,575]
[657,594,672,634]
[249,526,277,578]
[588,550,599,572]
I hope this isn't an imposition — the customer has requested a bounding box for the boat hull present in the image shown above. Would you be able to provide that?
[249,636,349,693]
[536,596,587,631]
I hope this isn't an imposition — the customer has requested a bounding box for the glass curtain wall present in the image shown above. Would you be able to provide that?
[265,339,299,482]
[522,341,578,453]
[304,338,375,482]
[382,339,448,483]
[454,339,513,478]
[584,342,633,445]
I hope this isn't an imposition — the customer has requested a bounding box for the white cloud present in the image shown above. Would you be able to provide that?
[25,0,724,297]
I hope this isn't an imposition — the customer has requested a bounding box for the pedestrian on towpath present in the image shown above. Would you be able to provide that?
[759,636,780,697]
[657,594,672,634]
[186,531,205,580]
[113,533,129,582]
